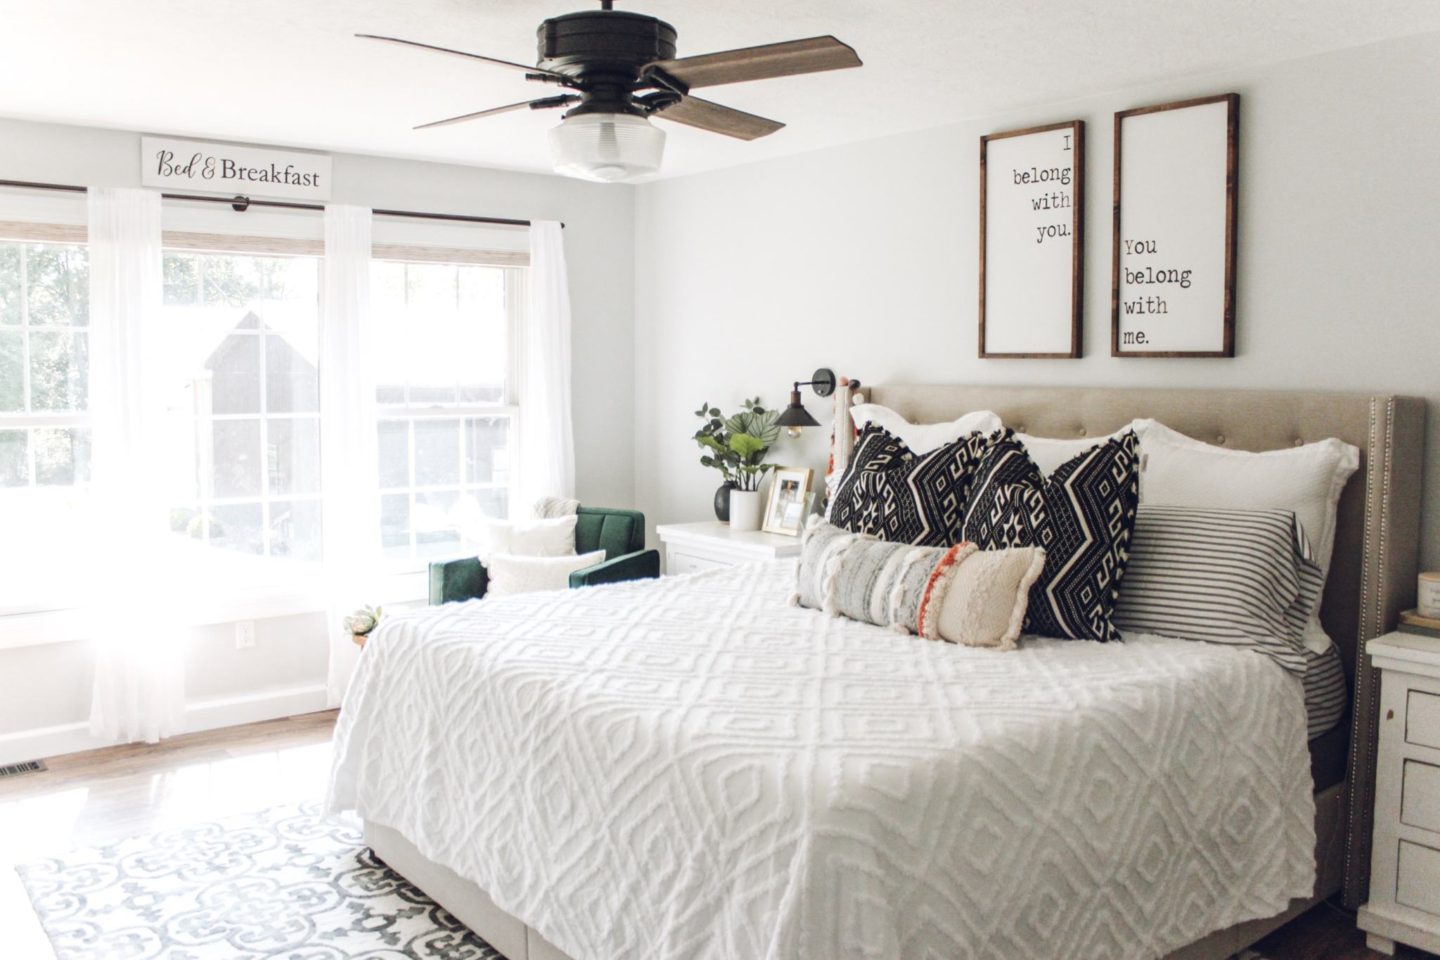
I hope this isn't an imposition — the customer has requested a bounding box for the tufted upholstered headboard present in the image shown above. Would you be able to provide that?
[850,383,1425,907]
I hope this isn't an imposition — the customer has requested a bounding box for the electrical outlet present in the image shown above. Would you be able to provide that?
[235,620,257,650]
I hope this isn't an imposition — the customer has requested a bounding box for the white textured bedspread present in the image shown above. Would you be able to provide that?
[328,560,1315,960]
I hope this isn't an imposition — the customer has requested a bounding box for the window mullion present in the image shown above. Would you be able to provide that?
[20,246,31,418]
[407,420,418,560]
[258,311,271,558]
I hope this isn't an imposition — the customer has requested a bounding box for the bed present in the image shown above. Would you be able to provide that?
[328,385,1424,960]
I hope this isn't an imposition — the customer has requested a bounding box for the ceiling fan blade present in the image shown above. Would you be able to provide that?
[646,36,860,89]
[414,98,570,130]
[357,34,568,81]
[656,95,784,141]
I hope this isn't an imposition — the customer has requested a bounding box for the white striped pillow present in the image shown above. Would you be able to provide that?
[1113,505,1323,675]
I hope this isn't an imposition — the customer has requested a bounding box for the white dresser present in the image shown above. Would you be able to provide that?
[654,521,801,575]
[1359,632,1440,956]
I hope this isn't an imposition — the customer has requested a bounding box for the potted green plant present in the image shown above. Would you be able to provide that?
[343,604,384,649]
[694,398,780,530]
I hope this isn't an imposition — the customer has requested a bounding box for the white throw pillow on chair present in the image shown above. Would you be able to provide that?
[469,514,578,559]
[486,550,606,598]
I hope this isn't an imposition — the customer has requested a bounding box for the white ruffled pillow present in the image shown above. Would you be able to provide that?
[850,403,1002,453]
[486,549,606,598]
[1015,423,1142,475]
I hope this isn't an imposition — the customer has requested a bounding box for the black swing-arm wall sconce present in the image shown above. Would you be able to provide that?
[776,367,843,438]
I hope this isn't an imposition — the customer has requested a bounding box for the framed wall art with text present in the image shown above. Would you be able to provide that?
[979,119,1084,358]
[1112,94,1239,357]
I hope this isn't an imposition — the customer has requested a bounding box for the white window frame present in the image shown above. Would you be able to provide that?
[161,243,325,563]
[0,211,529,646]
[0,222,92,620]
[371,253,526,572]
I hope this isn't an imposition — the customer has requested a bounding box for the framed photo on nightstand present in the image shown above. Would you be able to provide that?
[762,467,814,536]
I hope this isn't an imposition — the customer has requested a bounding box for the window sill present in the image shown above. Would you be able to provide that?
[0,572,431,651]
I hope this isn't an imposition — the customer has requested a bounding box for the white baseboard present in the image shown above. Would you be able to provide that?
[0,683,329,767]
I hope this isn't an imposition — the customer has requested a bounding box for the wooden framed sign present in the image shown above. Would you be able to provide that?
[979,119,1083,358]
[1112,94,1239,357]
[140,136,332,202]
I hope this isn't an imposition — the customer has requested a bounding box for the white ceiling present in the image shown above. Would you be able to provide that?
[3,0,1438,181]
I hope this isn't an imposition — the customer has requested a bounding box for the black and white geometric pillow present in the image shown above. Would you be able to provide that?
[962,429,1141,643]
[829,424,991,547]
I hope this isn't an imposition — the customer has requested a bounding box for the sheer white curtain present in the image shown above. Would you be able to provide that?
[514,221,575,514]
[321,205,381,706]
[87,187,186,744]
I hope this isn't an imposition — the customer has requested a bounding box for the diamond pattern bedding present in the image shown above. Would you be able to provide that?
[328,561,1316,960]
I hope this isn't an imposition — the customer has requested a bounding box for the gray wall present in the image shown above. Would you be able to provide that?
[633,31,1440,571]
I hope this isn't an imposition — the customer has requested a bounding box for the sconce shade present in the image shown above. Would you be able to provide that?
[777,389,821,429]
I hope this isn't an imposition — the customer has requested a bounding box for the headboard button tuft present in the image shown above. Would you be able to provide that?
[1215,434,1226,444]
[1294,438,1304,447]
[1077,428,1088,437]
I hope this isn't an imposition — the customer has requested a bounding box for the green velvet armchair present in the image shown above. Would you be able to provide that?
[428,506,660,604]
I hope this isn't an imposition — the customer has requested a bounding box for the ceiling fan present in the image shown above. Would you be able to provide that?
[359,0,862,182]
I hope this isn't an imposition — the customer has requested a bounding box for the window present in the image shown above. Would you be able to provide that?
[160,248,323,568]
[372,258,519,564]
[0,239,90,611]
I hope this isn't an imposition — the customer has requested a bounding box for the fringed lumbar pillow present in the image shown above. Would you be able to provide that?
[794,514,861,611]
[794,518,1046,650]
[928,545,1048,650]
[825,537,963,632]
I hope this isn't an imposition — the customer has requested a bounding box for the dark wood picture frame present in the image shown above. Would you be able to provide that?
[979,119,1084,359]
[1111,93,1239,358]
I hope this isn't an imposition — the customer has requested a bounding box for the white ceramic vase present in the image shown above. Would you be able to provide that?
[729,489,764,532]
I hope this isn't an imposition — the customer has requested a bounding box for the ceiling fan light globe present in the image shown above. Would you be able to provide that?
[548,112,665,182]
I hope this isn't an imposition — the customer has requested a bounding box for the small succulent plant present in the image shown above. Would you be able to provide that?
[343,605,384,637]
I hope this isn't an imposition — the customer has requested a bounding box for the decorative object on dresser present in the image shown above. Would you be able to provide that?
[343,604,384,648]
[692,397,780,528]
[429,506,658,603]
[656,520,801,575]
[761,467,813,536]
[775,367,837,437]
[1419,571,1440,619]
[1113,93,1239,357]
[979,119,1084,358]
[1398,609,1440,639]
[1358,633,1440,956]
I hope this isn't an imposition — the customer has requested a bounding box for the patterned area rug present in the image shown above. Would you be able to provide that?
[16,802,504,959]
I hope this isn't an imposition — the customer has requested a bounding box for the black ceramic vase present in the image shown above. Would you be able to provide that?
[714,482,738,522]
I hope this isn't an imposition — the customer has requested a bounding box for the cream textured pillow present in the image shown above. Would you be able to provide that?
[850,403,1002,454]
[470,514,578,559]
[929,546,1047,650]
[486,549,605,598]
[1134,419,1360,653]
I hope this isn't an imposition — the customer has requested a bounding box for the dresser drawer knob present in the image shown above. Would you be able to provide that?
[1387,708,1395,720]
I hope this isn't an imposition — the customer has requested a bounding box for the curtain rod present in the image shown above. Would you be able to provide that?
[0,178,558,229]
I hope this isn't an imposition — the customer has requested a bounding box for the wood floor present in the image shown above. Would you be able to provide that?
[0,711,1432,960]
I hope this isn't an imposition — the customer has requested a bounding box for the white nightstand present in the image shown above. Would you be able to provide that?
[1359,631,1440,956]
[654,521,802,575]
